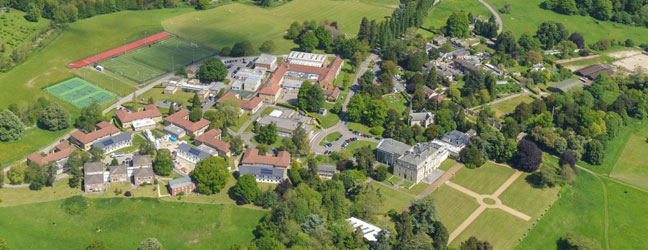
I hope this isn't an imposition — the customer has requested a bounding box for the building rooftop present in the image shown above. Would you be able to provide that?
[257,115,313,134]
[169,176,194,189]
[287,51,328,67]
[84,162,104,173]
[164,110,210,133]
[109,165,127,175]
[115,104,161,123]
[398,142,443,166]
[411,112,434,122]
[27,142,74,166]
[70,121,119,145]
[241,148,290,168]
[164,124,185,136]
[574,64,614,79]
[377,138,411,156]
[177,143,212,161]
[133,167,154,178]
[92,132,132,150]
[239,165,286,179]
[195,129,230,154]
[548,78,584,93]
[132,155,152,166]
[84,173,105,185]
[256,54,277,66]
[346,217,382,242]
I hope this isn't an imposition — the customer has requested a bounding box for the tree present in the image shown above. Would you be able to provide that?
[373,165,389,181]
[528,162,561,188]
[292,124,310,155]
[139,139,157,157]
[89,147,105,162]
[584,140,604,165]
[299,30,319,52]
[347,94,366,122]
[286,21,303,39]
[191,157,230,194]
[366,99,387,127]
[518,32,542,51]
[558,233,602,250]
[514,140,543,172]
[7,164,26,184]
[255,122,277,145]
[233,174,259,204]
[460,236,493,250]
[559,151,577,168]
[0,109,23,142]
[168,103,176,115]
[496,31,518,54]
[189,106,203,122]
[110,158,119,166]
[231,41,255,57]
[535,21,569,49]
[446,11,470,38]
[66,151,86,188]
[568,32,585,49]
[296,81,324,112]
[86,239,107,250]
[38,103,70,131]
[460,147,485,169]
[315,25,333,50]
[230,136,244,155]
[259,40,275,53]
[354,146,375,172]
[0,238,8,250]
[138,238,164,250]
[196,58,227,82]
[24,3,41,22]
[154,149,174,176]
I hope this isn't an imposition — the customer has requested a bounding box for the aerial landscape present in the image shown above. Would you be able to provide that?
[0,0,647,249]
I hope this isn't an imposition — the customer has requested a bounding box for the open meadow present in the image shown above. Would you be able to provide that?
[0,197,265,249]
[0,9,51,54]
[488,0,648,47]
[422,0,491,32]
[608,122,648,190]
[162,0,395,53]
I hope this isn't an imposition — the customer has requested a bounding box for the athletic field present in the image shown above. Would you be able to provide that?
[44,77,117,108]
[100,36,217,82]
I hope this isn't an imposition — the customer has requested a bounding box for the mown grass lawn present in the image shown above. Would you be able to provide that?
[422,0,491,32]
[516,171,606,250]
[0,197,265,250]
[605,180,648,249]
[320,131,342,146]
[370,182,413,214]
[345,140,378,152]
[0,177,79,207]
[579,119,647,175]
[162,0,395,53]
[451,162,516,195]
[485,95,535,119]
[439,158,458,171]
[452,208,531,250]
[488,0,648,46]
[430,185,480,232]
[313,112,340,129]
[607,121,648,190]
[383,93,409,114]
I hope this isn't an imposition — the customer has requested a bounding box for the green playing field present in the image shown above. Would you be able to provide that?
[100,36,217,83]
[43,77,117,108]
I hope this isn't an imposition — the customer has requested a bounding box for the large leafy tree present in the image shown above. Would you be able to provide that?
[514,139,543,172]
[75,102,103,132]
[445,11,470,38]
[584,140,605,165]
[191,157,230,194]
[154,149,174,176]
[255,122,277,145]
[299,30,319,52]
[230,41,255,57]
[232,174,260,204]
[196,58,227,83]
[0,109,24,142]
[296,81,324,112]
[38,103,70,131]
[535,21,569,49]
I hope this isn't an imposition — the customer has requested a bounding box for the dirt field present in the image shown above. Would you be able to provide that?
[613,52,648,72]
[608,49,643,59]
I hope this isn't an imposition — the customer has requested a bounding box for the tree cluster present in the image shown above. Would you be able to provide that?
[542,0,648,28]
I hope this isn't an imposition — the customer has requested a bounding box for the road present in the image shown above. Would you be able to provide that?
[478,0,503,35]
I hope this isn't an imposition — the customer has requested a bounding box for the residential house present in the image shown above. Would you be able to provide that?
[84,162,106,193]
[315,164,338,179]
[410,112,435,127]
[256,115,314,138]
[322,87,341,101]
[133,167,154,186]
[70,121,120,150]
[91,132,132,154]
[195,129,231,157]
[177,143,213,164]
[168,176,196,196]
[163,110,210,136]
[115,104,162,131]
[26,142,75,174]
[239,148,291,183]
[431,129,477,156]
[132,155,153,169]
[239,165,286,183]
[109,165,128,183]
[454,58,480,73]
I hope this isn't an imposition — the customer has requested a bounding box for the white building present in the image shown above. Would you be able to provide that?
[346,217,382,242]
[91,132,132,154]
[393,142,449,184]
[286,51,328,67]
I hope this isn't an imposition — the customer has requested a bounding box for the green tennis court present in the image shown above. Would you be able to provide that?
[43,77,117,108]
[100,36,217,83]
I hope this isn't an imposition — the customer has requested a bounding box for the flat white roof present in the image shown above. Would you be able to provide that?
[269,110,283,117]
[346,217,381,242]
[287,51,327,67]
[132,118,156,129]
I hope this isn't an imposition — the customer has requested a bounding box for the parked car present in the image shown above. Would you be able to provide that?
[111,152,125,158]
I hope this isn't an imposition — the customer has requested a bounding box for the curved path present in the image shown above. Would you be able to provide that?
[478,0,503,35]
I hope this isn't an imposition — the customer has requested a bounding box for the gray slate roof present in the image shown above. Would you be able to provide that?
[316,164,337,175]
[548,79,584,93]
[84,162,104,173]
[92,132,131,150]
[411,112,433,122]
[239,165,285,179]
[133,167,154,178]
[398,142,442,166]
[109,165,127,175]
[132,155,152,166]
[178,143,212,161]
[84,174,104,185]
[169,176,194,189]
[377,139,411,156]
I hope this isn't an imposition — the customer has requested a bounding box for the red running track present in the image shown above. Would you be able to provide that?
[67,32,172,69]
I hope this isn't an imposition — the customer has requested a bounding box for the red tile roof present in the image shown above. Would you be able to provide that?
[115,104,162,123]
[241,148,291,168]
[260,61,287,96]
[27,142,75,166]
[322,87,341,99]
[241,97,262,110]
[164,110,210,132]
[260,56,344,95]
[195,129,230,154]
[70,121,120,145]
[319,56,344,85]
[216,91,239,103]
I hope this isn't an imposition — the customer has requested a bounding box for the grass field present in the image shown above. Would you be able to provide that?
[578,119,647,175]
[140,87,196,108]
[44,77,117,108]
[517,171,606,249]
[422,0,491,32]
[370,182,413,214]
[0,9,51,55]
[100,36,217,82]
[488,0,648,47]
[439,158,458,171]
[485,95,535,119]
[76,68,138,96]
[313,112,340,129]
[608,122,648,190]
[345,140,378,152]
[431,185,481,232]
[0,8,193,165]
[605,180,648,249]
[320,131,342,146]
[451,162,516,195]
[162,0,395,53]
[383,93,409,114]
[0,198,265,249]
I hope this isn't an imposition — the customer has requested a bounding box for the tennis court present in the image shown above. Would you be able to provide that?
[100,36,217,83]
[44,77,117,108]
